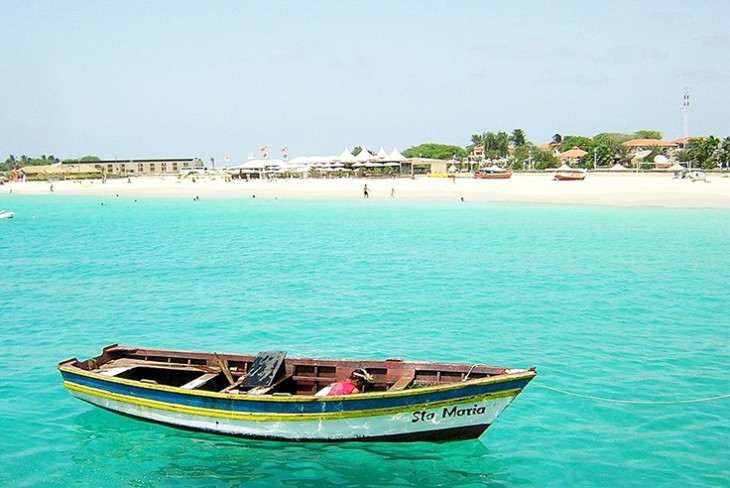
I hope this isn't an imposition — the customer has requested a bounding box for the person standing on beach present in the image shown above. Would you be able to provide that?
[391,188,395,198]
[363,184,369,199]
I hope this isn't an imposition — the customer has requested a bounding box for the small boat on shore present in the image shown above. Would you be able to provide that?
[474,171,512,180]
[553,170,586,181]
[59,344,536,442]
[0,210,15,219]
[474,164,512,180]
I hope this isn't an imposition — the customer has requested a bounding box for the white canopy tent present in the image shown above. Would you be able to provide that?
[384,146,407,162]
[228,159,285,171]
[335,148,356,163]
[288,155,337,166]
[354,148,374,162]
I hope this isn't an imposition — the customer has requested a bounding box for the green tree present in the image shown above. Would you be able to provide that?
[594,132,633,145]
[1,155,18,171]
[720,137,730,169]
[3,154,61,170]
[466,134,485,158]
[533,145,559,170]
[559,136,594,153]
[470,133,485,147]
[466,131,511,159]
[483,131,510,158]
[402,143,467,160]
[633,130,662,140]
[552,133,562,144]
[510,144,535,169]
[62,155,101,163]
[510,129,527,148]
[592,133,631,167]
[685,136,724,170]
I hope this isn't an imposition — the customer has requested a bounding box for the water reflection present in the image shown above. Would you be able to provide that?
[69,410,524,487]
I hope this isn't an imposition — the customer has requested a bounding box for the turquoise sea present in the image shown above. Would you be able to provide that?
[1,194,728,487]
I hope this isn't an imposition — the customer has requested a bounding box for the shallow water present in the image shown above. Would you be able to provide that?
[1,195,728,487]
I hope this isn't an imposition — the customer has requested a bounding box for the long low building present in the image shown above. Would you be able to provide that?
[62,158,204,176]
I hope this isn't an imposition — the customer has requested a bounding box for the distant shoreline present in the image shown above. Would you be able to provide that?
[2,173,729,209]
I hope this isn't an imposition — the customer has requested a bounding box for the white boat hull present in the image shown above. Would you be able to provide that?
[66,381,519,441]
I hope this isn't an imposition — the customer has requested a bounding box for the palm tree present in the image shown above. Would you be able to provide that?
[470,133,485,147]
[511,129,527,147]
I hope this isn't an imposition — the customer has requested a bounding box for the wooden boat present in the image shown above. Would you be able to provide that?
[58,344,536,442]
[474,171,512,180]
[553,170,586,181]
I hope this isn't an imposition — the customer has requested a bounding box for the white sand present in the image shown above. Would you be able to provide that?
[2,173,729,208]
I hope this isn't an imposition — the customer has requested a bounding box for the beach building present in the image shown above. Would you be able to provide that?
[61,158,204,177]
[20,164,101,180]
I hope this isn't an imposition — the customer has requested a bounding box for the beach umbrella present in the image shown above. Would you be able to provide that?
[558,147,588,159]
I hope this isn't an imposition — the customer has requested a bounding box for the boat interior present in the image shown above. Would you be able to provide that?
[61,345,515,397]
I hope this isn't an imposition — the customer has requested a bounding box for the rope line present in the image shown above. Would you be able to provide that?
[533,384,730,405]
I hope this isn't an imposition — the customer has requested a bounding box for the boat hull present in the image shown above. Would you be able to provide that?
[474,172,512,179]
[553,173,586,181]
[59,346,535,442]
[63,379,520,441]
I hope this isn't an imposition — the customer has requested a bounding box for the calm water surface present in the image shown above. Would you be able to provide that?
[1,194,728,487]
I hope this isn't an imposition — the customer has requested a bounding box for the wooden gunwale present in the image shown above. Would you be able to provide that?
[60,344,515,393]
[59,363,535,402]
[58,344,536,413]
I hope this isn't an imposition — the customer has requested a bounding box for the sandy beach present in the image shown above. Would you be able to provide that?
[2,173,729,209]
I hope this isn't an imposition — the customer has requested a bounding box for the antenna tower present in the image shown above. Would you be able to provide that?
[682,89,690,169]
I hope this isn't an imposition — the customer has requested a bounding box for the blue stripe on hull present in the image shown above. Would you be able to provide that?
[92,402,493,442]
[60,370,530,414]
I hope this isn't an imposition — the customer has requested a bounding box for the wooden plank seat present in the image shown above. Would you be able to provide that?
[102,357,218,373]
[388,376,414,391]
[180,373,220,390]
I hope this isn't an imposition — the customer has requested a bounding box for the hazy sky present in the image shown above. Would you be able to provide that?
[2,1,728,163]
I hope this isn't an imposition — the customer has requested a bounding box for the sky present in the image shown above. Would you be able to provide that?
[1,1,728,163]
